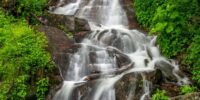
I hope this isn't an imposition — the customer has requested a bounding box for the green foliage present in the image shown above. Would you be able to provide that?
[134,0,200,86]
[36,78,49,100]
[184,34,200,85]
[134,0,165,27]
[11,75,29,99]
[134,0,200,58]
[0,10,53,99]
[152,89,168,100]
[15,0,47,17]
[180,85,196,95]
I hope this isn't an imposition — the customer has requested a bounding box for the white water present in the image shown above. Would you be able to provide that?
[52,0,190,100]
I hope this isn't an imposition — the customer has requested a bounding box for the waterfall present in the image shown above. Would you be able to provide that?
[52,0,190,100]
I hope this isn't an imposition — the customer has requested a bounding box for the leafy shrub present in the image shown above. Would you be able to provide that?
[184,34,200,85]
[180,85,196,95]
[15,0,47,17]
[0,10,53,99]
[134,0,165,28]
[134,0,200,58]
[36,78,49,100]
[134,0,200,86]
[152,89,168,100]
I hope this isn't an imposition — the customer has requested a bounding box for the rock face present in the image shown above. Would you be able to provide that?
[38,25,74,77]
[170,92,200,100]
[43,0,190,100]
[38,26,74,99]
[45,13,91,42]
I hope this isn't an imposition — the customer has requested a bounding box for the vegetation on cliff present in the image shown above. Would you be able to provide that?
[0,3,53,100]
[0,0,199,99]
[134,0,200,97]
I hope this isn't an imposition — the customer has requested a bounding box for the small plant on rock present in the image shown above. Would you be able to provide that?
[152,89,168,100]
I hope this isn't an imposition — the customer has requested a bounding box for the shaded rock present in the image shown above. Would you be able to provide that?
[155,60,177,82]
[74,17,91,42]
[142,69,163,84]
[74,17,90,32]
[38,25,74,76]
[45,13,75,32]
[161,83,180,97]
[48,0,60,7]
[38,26,74,99]
[115,73,144,100]
[115,69,164,100]
[38,25,73,53]
[45,13,90,32]
[44,13,90,42]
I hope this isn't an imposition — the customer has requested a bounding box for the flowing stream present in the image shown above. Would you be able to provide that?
[52,0,190,100]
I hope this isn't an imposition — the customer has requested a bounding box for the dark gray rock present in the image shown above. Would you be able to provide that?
[38,26,74,100]
[155,60,177,82]
[45,13,91,42]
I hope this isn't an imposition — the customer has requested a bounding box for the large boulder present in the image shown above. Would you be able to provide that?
[45,13,90,32]
[38,26,74,99]
[44,13,91,42]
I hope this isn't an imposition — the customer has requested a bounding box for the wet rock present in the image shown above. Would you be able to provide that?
[115,73,144,100]
[38,25,74,75]
[74,17,90,31]
[155,60,177,82]
[142,69,163,84]
[45,13,90,42]
[46,13,90,32]
[38,25,73,53]
[38,26,74,99]
[74,17,91,42]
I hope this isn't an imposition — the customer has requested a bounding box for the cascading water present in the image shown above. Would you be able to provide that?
[52,0,190,100]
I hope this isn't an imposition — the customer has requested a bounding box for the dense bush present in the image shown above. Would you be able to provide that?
[184,34,200,85]
[152,89,168,100]
[180,85,196,95]
[134,0,200,86]
[36,78,49,100]
[134,0,165,28]
[134,0,200,58]
[15,0,47,17]
[0,10,53,99]
[0,0,47,24]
